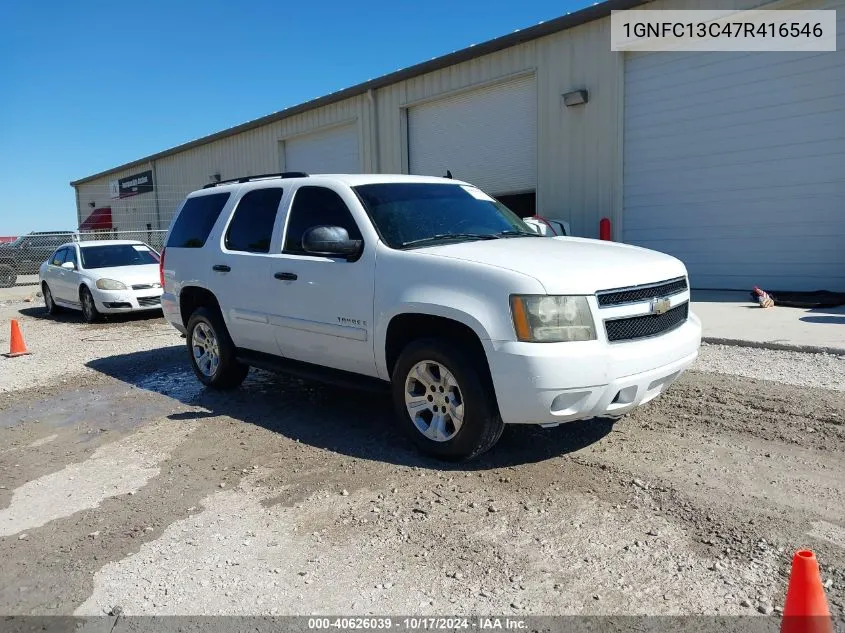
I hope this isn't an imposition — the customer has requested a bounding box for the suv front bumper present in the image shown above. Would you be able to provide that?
[485,312,702,425]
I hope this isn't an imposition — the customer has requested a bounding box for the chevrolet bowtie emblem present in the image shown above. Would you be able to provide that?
[651,297,671,315]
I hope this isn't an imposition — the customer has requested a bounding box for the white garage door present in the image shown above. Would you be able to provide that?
[284,124,359,174]
[623,41,845,290]
[408,75,537,195]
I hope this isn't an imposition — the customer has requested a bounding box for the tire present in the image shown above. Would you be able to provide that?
[186,306,249,389]
[42,282,61,315]
[0,265,16,288]
[391,338,504,461]
[80,286,101,323]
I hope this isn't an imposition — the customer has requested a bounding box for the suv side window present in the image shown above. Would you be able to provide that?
[225,188,283,253]
[166,192,231,248]
[283,186,362,255]
[50,248,67,266]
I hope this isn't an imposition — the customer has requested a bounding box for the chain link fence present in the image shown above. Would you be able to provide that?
[0,230,167,288]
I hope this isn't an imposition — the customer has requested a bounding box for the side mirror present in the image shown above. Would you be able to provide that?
[61,261,76,270]
[302,226,362,261]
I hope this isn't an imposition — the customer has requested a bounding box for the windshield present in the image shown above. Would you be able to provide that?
[354,183,536,249]
[80,244,159,269]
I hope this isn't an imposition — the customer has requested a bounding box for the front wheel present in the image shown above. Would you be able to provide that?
[186,307,249,389]
[391,339,504,461]
[43,283,61,315]
[80,286,100,323]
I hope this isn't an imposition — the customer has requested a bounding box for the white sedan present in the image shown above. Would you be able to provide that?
[39,240,163,322]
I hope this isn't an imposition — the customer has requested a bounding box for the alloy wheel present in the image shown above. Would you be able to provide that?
[404,360,465,442]
[192,322,220,378]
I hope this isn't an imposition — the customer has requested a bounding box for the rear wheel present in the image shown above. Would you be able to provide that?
[42,283,60,315]
[186,307,249,389]
[80,286,100,323]
[0,265,16,288]
[391,338,504,461]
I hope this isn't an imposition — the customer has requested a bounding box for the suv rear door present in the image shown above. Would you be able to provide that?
[209,185,287,354]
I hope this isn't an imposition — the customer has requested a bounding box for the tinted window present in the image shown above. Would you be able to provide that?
[166,192,231,248]
[65,246,78,267]
[50,248,67,266]
[225,188,283,253]
[354,183,532,249]
[81,244,160,269]
[284,187,362,254]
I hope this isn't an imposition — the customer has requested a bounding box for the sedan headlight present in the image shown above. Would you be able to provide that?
[96,278,127,290]
[510,295,596,342]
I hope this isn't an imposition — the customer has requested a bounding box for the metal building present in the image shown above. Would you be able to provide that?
[71,0,845,291]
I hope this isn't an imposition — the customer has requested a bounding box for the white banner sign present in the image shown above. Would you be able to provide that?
[611,9,837,51]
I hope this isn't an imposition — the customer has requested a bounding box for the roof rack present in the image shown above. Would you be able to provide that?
[202,172,309,188]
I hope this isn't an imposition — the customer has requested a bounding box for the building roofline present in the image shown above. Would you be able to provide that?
[70,0,646,187]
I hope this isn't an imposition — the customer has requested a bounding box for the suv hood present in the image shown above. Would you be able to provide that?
[416,236,687,294]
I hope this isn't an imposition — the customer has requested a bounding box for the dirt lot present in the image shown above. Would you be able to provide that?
[0,300,843,618]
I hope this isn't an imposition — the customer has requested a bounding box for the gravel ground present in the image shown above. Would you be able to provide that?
[0,299,843,619]
[0,301,180,394]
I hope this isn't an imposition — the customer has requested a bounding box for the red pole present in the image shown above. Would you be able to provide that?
[599,217,611,241]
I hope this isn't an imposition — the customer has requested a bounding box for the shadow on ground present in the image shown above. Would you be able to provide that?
[800,315,845,325]
[17,305,165,325]
[86,346,614,471]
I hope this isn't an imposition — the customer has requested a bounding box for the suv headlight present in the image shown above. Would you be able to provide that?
[96,278,127,290]
[510,295,596,342]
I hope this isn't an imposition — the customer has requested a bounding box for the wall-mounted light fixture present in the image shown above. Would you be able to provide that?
[210,173,221,183]
[88,202,96,208]
[562,89,589,107]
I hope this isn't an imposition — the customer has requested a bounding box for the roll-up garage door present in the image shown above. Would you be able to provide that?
[408,75,537,196]
[623,36,845,291]
[284,124,360,174]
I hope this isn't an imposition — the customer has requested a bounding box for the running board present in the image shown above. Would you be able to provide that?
[235,348,390,393]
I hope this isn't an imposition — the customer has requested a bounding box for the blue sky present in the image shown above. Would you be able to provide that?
[0,0,593,235]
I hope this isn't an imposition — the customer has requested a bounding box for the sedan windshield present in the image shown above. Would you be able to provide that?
[354,183,538,249]
[80,244,159,269]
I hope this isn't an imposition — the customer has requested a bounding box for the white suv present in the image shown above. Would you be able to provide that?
[161,173,701,460]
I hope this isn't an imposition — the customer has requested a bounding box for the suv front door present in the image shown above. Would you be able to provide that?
[268,185,377,377]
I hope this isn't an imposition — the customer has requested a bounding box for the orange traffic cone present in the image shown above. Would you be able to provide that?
[781,550,832,633]
[3,319,30,358]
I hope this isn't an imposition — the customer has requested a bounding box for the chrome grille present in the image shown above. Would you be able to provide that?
[137,296,161,307]
[605,302,688,342]
[597,277,688,307]
[132,283,159,290]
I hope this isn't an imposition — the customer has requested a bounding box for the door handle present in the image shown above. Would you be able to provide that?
[212,264,231,272]
[274,272,298,281]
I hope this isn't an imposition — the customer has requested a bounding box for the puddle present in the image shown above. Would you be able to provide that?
[0,383,175,433]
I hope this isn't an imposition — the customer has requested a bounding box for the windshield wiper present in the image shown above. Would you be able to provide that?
[496,230,542,238]
[400,233,502,248]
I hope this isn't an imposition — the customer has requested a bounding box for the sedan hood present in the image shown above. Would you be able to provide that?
[87,264,161,287]
[416,236,687,294]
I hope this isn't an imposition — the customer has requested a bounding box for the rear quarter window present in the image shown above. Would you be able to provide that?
[166,192,231,248]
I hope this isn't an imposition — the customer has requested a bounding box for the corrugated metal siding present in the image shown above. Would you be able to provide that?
[374,28,621,237]
[153,96,366,227]
[74,163,158,233]
[74,22,623,240]
[622,0,845,290]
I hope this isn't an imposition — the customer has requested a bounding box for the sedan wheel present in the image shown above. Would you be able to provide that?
[43,283,60,315]
[80,287,100,323]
